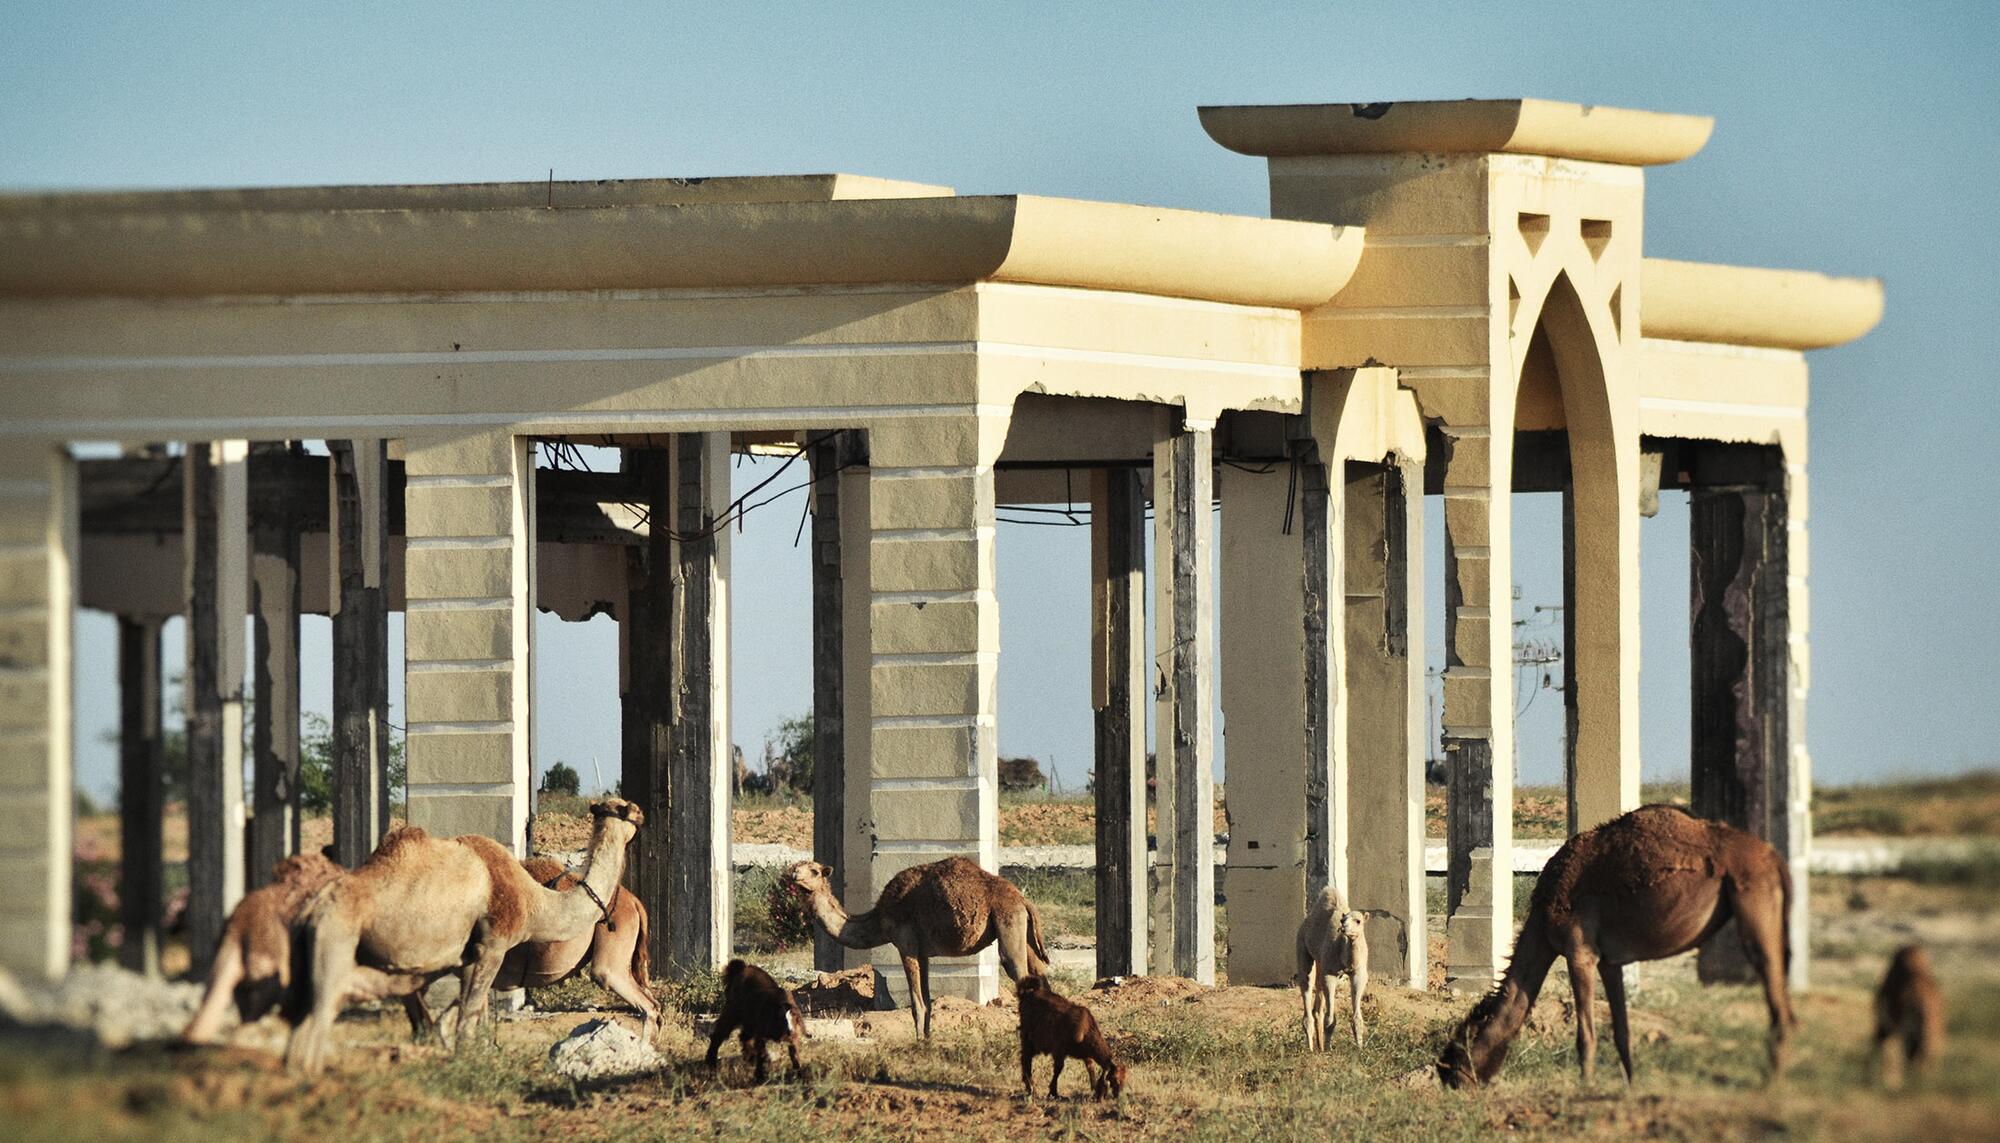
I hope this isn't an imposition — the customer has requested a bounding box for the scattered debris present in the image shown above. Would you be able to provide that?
[794,966,875,1014]
[546,1018,662,1083]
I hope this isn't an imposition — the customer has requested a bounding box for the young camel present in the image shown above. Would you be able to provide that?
[1294,885,1368,1051]
[1874,943,1945,1089]
[1438,804,1795,1089]
[284,798,644,1074]
[781,857,1050,1038]
[183,851,347,1044]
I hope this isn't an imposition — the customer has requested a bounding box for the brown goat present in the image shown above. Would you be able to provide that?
[1016,975,1126,1100]
[1875,944,1945,1089]
[706,959,803,1081]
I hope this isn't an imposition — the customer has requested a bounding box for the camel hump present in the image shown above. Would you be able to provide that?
[366,826,433,865]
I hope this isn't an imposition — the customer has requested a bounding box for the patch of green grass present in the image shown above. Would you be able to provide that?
[1891,847,2000,889]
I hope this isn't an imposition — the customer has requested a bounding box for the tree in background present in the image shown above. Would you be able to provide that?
[298,712,407,814]
[762,714,814,796]
[540,761,581,797]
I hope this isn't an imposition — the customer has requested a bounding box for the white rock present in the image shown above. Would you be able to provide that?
[547,1018,662,1083]
[0,962,204,1049]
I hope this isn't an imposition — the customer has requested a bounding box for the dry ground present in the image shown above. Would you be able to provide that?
[10,869,1998,1142]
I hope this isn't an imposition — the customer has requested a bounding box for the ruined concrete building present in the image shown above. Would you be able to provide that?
[0,100,1880,999]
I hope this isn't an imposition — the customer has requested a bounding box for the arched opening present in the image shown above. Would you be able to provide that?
[1512,272,1633,836]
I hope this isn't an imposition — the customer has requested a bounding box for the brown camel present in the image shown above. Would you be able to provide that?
[284,798,644,1074]
[1438,804,1795,1089]
[1874,943,1945,1089]
[781,857,1050,1038]
[182,851,346,1044]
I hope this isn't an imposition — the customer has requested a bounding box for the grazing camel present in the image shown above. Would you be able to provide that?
[1294,885,1369,1051]
[183,851,347,1044]
[285,798,644,1074]
[1017,975,1126,1100]
[1438,804,1795,1089]
[1874,944,1945,1089]
[781,857,1050,1038]
[706,959,804,1081]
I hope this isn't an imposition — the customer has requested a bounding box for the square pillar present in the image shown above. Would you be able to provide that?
[184,440,249,976]
[249,443,303,880]
[666,431,732,975]
[1345,458,1428,988]
[1440,425,1513,991]
[403,432,534,851]
[864,413,1004,1004]
[1091,466,1148,979]
[1218,453,1313,986]
[0,444,76,980]
[1154,419,1215,984]
[1689,444,1801,985]
[330,438,391,864]
[117,615,165,976]
[810,430,867,973]
[838,457,874,971]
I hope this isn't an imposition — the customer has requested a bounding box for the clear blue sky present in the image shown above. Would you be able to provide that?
[5,2,1994,798]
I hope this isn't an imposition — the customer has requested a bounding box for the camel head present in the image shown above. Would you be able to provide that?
[589,797,646,836]
[781,860,834,896]
[1016,973,1052,999]
[1094,1060,1128,1100]
[1437,990,1512,1089]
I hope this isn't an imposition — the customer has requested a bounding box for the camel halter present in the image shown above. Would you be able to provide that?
[545,869,618,932]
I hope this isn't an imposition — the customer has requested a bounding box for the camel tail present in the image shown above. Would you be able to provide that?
[1026,899,1051,969]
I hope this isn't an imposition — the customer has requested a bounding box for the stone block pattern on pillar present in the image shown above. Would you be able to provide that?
[0,444,75,980]
[1219,457,1310,986]
[403,432,533,850]
[865,413,1002,1004]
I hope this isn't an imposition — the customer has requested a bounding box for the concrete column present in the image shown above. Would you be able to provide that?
[0,444,76,980]
[117,616,165,976]
[864,413,1003,1003]
[1218,454,1312,986]
[250,444,303,880]
[665,431,732,975]
[184,440,249,976]
[809,431,862,973]
[1440,424,1512,991]
[1689,444,1800,985]
[329,439,391,864]
[1090,466,1148,979]
[1154,420,1215,984]
[403,432,534,850]
[619,446,672,974]
[1344,458,1427,988]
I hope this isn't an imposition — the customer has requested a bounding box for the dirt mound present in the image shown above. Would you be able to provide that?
[1088,975,1208,1006]
[795,967,875,1014]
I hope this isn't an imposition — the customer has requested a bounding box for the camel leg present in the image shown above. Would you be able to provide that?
[455,933,508,1052]
[1601,962,1634,1085]
[745,1035,768,1082]
[1021,1045,1036,1097]
[786,1034,803,1076]
[1049,1053,1066,1099]
[402,993,437,1043]
[1566,951,1599,1087]
[592,958,662,1042]
[285,925,356,1076]
[917,953,936,1040]
[899,951,928,1039]
[705,1013,739,1068]
[1348,968,1366,1049]
[1297,973,1314,1051]
[1729,879,1795,1081]
[183,938,246,1044]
